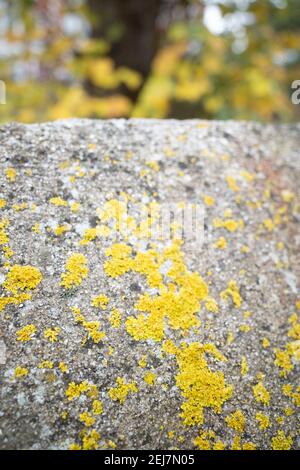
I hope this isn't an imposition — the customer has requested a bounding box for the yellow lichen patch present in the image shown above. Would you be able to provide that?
[226,176,240,192]
[16,324,37,342]
[282,384,300,407]
[240,170,255,183]
[3,265,42,295]
[205,297,219,314]
[226,410,246,433]
[12,202,27,211]
[104,243,133,277]
[79,228,98,245]
[193,432,211,450]
[0,293,31,312]
[220,280,242,308]
[253,381,270,405]
[144,372,156,385]
[262,218,274,232]
[274,348,293,376]
[44,327,60,342]
[49,197,68,207]
[59,362,68,373]
[242,442,256,450]
[0,218,9,246]
[81,429,100,450]
[0,199,6,209]
[125,243,208,341]
[109,307,122,328]
[240,356,249,376]
[65,381,94,401]
[79,411,95,427]
[71,307,106,344]
[203,195,215,207]
[284,407,294,416]
[262,337,270,348]
[288,313,300,340]
[14,366,29,378]
[226,331,235,345]
[213,441,226,450]
[92,294,109,310]
[60,253,88,288]
[38,360,53,369]
[271,430,293,450]
[53,225,69,236]
[239,324,251,333]
[70,201,80,213]
[255,412,270,430]
[31,223,41,234]
[6,167,16,182]
[146,160,160,172]
[108,377,138,404]
[138,355,148,368]
[281,190,294,203]
[92,399,103,415]
[214,237,227,249]
[167,342,232,427]
[213,217,243,232]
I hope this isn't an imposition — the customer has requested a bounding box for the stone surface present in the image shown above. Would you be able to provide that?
[0,119,299,450]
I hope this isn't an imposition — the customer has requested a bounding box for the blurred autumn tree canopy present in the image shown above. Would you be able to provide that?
[0,0,299,123]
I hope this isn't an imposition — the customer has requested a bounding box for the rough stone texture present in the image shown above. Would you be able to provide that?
[0,119,299,450]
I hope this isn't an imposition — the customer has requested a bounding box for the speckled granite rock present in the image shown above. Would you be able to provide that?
[0,119,299,450]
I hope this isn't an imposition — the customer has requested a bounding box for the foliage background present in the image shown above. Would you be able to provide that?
[0,0,299,123]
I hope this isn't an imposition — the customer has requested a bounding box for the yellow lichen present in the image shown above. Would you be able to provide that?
[240,356,249,376]
[49,197,68,207]
[66,381,94,401]
[203,195,215,207]
[59,362,68,373]
[262,337,270,348]
[92,399,103,415]
[193,432,211,450]
[214,237,227,249]
[167,342,232,426]
[44,327,60,342]
[205,297,219,313]
[213,217,244,232]
[71,306,106,344]
[108,377,138,404]
[38,360,53,369]
[109,307,122,328]
[79,411,95,427]
[274,348,293,376]
[79,228,98,245]
[144,372,156,385]
[3,265,42,295]
[91,294,109,310]
[14,366,29,378]
[16,324,37,342]
[255,412,270,430]
[220,280,242,308]
[60,253,88,288]
[253,381,270,405]
[226,176,240,192]
[226,410,246,433]
[271,430,293,450]
[6,167,16,182]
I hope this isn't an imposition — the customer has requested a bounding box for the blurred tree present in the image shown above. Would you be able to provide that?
[0,0,299,123]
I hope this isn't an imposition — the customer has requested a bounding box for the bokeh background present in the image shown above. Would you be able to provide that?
[0,0,299,124]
